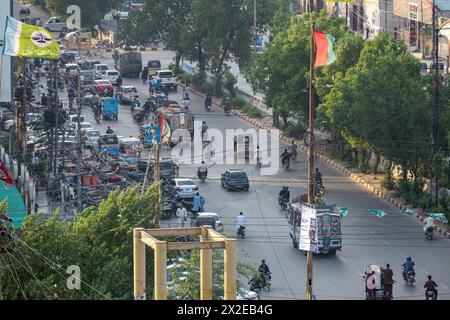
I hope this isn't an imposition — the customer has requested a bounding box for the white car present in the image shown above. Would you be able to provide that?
[67,114,85,129]
[83,129,101,148]
[156,70,177,91]
[170,178,199,199]
[103,69,120,85]
[94,64,109,76]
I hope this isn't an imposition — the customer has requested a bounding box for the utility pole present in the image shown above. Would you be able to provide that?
[430,0,439,206]
[76,73,82,213]
[306,11,315,300]
[154,141,161,227]
[253,0,257,53]
[421,1,425,58]
[346,2,348,27]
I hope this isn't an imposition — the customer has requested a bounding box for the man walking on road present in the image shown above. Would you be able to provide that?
[176,204,188,227]
[381,264,395,299]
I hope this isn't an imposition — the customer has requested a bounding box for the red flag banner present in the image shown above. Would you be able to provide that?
[0,159,13,184]
[314,30,337,68]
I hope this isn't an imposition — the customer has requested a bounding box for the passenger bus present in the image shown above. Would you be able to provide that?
[113,50,142,78]
[288,200,342,255]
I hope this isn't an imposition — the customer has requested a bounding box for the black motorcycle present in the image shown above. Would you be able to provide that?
[278,195,288,210]
[237,226,246,239]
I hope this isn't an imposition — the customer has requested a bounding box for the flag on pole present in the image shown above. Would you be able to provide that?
[159,117,171,144]
[2,16,60,59]
[0,159,13,184]
[313,30,336,68]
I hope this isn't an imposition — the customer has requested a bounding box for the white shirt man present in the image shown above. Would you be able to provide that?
[235,213,246,231]
[176,206,188,227]
[424,216,435,232]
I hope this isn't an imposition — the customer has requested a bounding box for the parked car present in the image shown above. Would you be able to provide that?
[73,121,93,134]
[220,170,249,191]
[103,70,120,85]
[94,79,114,95]
[115,85,138,104]
[67,114,85,129]
[83,129,101,149]
[169,178,198,200]
[156,70,177,91]
[190,212,224,232]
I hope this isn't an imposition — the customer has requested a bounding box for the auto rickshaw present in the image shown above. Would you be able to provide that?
[363,264,391,300]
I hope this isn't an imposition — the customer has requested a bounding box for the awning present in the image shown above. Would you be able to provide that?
[0,180,27,228]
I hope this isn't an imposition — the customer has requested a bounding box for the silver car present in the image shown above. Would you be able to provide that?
[171,178,199,199]
[83,129,101,148]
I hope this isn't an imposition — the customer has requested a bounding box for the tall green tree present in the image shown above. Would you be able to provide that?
[246,11,347,127]
[45,0,122,29]
[1,184,158,300]
[322,33,431,176]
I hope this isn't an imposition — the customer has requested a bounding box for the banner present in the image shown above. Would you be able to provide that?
[2,16,60,59]
[299,206,318,253]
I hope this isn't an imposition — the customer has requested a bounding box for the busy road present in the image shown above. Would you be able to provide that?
[58,50,450,300]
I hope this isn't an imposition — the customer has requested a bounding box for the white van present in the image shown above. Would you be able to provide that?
[44,17,68,32]
[103,70,120,85]
[156,70,177,91]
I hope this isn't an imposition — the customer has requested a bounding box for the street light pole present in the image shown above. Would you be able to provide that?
[430,0,439,206]
[76,73,82,213]
[306,10,315,300]
[253,0,257,53]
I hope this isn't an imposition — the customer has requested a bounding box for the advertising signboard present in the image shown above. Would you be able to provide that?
[299,205,318,253]
[0,0,12,102]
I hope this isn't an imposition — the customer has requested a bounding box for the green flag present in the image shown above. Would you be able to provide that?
[3,16,60,59]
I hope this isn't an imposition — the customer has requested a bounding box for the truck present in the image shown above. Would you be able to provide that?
[44,17,69,32]
[100,97,119,120]
[113,50,142,78]
[288,196,343,255]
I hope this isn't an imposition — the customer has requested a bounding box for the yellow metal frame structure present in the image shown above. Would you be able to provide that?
[133,226,237,300]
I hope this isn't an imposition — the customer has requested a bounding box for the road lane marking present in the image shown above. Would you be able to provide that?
[338,255,347,262]
[382,240,391,246]
[420,268,429,274]
[442,284,449,290]
[356,271,364,277]
[268,198,274,204]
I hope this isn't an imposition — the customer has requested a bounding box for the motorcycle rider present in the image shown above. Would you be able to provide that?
[181,95,190,112]
[278,186,290,206]
[288,141,297,160]
[235,212,246,234]
[204,93,212,110]
[258,259,272,286]
[106,126,114,134]
[223,96,231,112]
[197,161,208,180]
[313,168,323,187]
[116,75,122,87]
[256,145,261,167]
[423,216,435,234]
[201,121,208,141]
[402,257,415,281]
[280,149,291,168]
[424,275,438,300]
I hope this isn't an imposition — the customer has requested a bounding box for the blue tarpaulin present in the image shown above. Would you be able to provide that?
[0,180,27,228]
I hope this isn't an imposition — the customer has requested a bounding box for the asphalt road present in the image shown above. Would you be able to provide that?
[62,50,450,300]
[13,0,50,22]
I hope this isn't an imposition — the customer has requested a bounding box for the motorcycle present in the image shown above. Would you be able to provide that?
[425,226,434,240]
[237,226,246,239]
[313,182,326,197]
[403,269,416,286]
[426,290,437,300]
[206,104,211,112]
[260,272,271,292]
[278,195,288,210]
[290,150,297,162]
[282,158,290,171]
[198,172,207,183]
[94,113,100,124]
